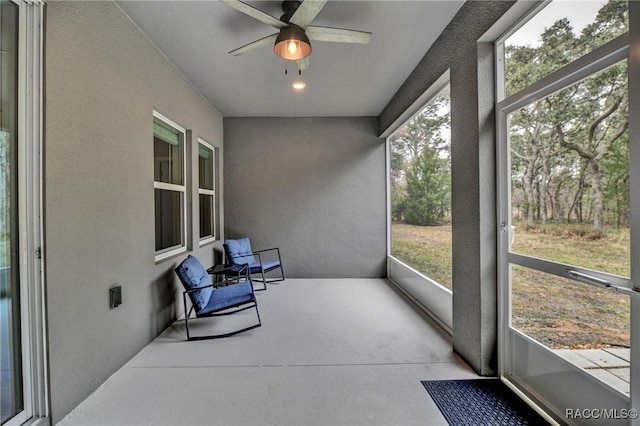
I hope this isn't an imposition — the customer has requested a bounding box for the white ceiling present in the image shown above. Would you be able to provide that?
[116,1,464,117]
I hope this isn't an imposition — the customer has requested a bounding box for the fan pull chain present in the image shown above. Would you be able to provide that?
[283,62,303,76]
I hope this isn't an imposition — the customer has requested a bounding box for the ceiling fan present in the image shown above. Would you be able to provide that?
[222,0,372,71]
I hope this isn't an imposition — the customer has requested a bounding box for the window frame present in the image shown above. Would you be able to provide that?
[197,138,216,246]
[496,10,632,335]
[495,0,637,414]
[153,111,187,262]
[384,71,454,333]
[3,1,48,425]
[386,78,452,289]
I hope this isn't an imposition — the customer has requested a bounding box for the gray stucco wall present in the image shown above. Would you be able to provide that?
[44,2,224,423]
[380,1,516,376]
[224,117,386,278]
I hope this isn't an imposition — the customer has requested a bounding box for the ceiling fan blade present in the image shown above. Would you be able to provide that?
[229,33,278,56]
[297,57,310,71]
[289,0,328,29]
[220,0,286,29]
[306,26,372,44]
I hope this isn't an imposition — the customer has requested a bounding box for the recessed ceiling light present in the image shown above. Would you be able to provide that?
[292,81,306,91]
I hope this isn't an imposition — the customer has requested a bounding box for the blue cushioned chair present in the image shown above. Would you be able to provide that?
[175,255,261,340]
[223,237,285,291]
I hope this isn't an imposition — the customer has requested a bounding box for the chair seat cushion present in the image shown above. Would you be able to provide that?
[199,281,255,315]
[177,255,212,311]
[248,260,281,273]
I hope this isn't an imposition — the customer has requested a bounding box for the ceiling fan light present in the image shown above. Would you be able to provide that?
[274,25,311,60]
[287,40,299,55]
[292,81,306,90]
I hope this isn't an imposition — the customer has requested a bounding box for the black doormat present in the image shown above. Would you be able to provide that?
[421,379,550,426]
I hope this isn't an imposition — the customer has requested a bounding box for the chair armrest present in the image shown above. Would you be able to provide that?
[227,248,282,266]
[252,247,280,255]
[252,247,282,264]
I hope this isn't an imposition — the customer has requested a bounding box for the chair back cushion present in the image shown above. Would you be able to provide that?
[224,238,257,265]
[175,255,213,311]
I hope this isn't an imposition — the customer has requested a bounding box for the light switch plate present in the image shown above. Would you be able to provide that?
[110,286,122,308]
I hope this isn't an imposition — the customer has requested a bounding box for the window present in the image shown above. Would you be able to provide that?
[1,3,23,423]
[497,0,634,407]
[153,112,186,260]
[500,0,630,354]
[388,84,452,289]
[198,139,216,244]
[502,0,628,98]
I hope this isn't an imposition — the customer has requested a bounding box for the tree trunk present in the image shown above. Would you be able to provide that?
[522,140,539,225]
[539,154,550,224]
[588,158,604,234]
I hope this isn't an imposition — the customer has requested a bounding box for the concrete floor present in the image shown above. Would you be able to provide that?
[58,278,479,426]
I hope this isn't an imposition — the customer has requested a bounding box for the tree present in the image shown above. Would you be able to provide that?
[554,65,628,233]
[403,142,450,226]
[389,89,451,225]
[505,0,629,233]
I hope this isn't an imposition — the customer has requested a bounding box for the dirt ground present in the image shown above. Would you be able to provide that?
[512,276,630,349]
[392,222,631,350]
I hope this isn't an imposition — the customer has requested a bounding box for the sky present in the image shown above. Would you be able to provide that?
[507,0,607,47]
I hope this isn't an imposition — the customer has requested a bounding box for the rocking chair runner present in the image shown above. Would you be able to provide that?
[223,237,285,291]
[175,255,261,340]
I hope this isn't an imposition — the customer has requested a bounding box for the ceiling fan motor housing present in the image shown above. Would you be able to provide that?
[224,0,371,67]
[280,1,302,22]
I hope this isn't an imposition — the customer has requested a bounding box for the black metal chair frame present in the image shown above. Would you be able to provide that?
[225,247,285,291]
[206,263,251,285]
[176,264,261,341]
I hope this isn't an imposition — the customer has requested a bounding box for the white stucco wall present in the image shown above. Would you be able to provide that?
[223,117,386,278]
[44,1,224,422]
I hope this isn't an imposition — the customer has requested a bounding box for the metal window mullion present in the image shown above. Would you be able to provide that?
[508,252,632,292]
[181,130,186,255]
[627,1,640,418]
[496,106,512,377]
[25,1,47,418]
[154,181,184,192]
[629,1,640,293]
[17,1,36,422]
[497,33,629,114]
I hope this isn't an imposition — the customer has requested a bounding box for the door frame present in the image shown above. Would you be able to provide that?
[496,3,639,424]
[4,1,47,425]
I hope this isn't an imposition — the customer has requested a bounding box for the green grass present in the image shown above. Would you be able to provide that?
[391,221,630,349]
[391,223,452,289]
[511,220,630,277]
